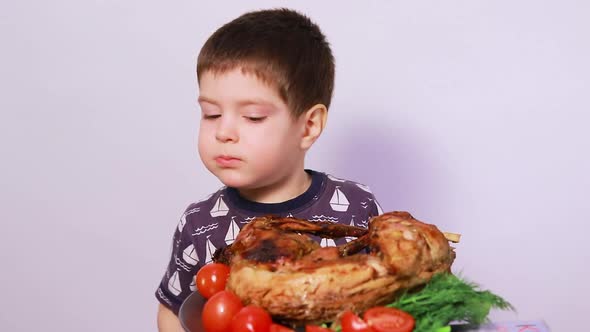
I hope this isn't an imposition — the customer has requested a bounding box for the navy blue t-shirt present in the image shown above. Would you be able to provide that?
[155,170,383,314]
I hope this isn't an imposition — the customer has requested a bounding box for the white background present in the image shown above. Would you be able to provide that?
[1,1,588,331]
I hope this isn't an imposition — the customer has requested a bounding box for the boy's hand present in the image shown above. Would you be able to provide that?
[157,304,183,332]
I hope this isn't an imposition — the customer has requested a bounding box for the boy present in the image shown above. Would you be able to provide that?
[156,8,383,331]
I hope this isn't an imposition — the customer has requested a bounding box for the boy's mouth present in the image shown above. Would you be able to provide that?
[215,155,242,167]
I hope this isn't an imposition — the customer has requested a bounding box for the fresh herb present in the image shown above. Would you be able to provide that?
[387,273,514,332]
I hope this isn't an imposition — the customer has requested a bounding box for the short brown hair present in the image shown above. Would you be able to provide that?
[197,8,335,117]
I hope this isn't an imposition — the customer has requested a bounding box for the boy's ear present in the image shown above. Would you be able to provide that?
[300,104,328,150]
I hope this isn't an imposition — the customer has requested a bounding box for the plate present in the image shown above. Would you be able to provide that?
[178,292,207,332]
[179,292,475,332]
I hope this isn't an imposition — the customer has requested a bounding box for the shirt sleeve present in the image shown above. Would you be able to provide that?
[369,194,384,218]
[155,208,201,315]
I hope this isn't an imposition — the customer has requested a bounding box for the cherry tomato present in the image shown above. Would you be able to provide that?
[230,305,273,332]
[196,263,231,298]
[341,311,374,332]
[269,323,295,332]
[363,307,415,332]
[305,325,333,332]
[201,290,243,332]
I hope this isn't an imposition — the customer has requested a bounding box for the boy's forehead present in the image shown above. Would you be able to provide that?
[198,68,285,107]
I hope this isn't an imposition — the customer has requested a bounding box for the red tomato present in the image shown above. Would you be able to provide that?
[231,305,273,332]
[363,307,415,332]
[201,290,243,332]
[341,311,374,332]
[269,323,295,332]
[305,325,333,332]
[196,263,231,298]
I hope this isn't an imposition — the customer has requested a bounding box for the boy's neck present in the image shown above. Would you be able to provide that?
[236,169,312,204]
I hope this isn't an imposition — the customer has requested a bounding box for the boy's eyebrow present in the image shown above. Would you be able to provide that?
[198,95,276,108]
[197,96,217,105]
[236,99,276,108]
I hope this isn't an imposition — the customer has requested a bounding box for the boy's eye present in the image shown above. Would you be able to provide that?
[245,116,267,123]
[203,114,221,120]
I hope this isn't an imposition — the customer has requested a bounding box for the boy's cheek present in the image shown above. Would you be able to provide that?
[198,126,216,141]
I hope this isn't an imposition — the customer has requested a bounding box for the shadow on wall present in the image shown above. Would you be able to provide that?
[331,115,447,221]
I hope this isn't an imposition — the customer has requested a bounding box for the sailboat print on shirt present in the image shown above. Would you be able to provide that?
[345,216,356,243]
[179,207,200,232]
[182,244,199,266]
[210,195,229,217]
[178,214,187,232]
[330,187,350,212]
[168,270,182,296]
[189,278,196,292]
[225,217,240,246]
[205,235,216,264]
[375,200,384,214]
[320,237,337,247]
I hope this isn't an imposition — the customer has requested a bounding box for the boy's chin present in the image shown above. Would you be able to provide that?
[220,180,246,189]
[215,172,253,189]
[211,167,277,190]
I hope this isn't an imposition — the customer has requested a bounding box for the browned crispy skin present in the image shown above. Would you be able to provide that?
[215,212,455,326]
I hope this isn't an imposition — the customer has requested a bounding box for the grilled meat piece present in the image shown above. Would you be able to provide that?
[214,211,455,326]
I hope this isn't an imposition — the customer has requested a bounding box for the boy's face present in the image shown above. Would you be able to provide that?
[197,68,307,191]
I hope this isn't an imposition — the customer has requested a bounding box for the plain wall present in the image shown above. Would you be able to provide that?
[1,0,588,331]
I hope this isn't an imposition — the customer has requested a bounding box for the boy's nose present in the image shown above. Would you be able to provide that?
[215,118,239,143]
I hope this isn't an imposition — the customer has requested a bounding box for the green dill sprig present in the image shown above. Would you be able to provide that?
[387,273,514,332]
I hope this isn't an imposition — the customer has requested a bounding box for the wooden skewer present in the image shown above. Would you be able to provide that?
[443,232,461,243]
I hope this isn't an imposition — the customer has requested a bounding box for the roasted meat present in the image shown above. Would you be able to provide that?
[213,211,456,326]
